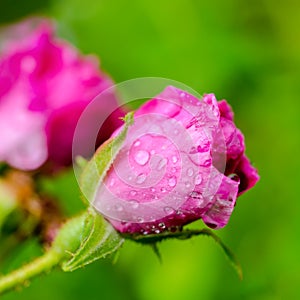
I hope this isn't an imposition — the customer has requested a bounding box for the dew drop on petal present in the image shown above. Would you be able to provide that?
[201,159,211,167]
[189,146,198,154]
[168,176,177,187]
[136,173,147,184]
[158,222,166,229]
[161,187,167,193]
[130,190,137,196]
[157,158,168,170]
[134,150,150,165]
[137,217,144,223]
[187,168,194,177]
[194,174,202,185]
[129,200,139,209]
[164,206,175,215]
[172,156,178,164]
[115,204,123,212]
[197,142,210,153]
[134,140,141,147]
[185,182,191,188]
[228,173,239,181]
[189,191,204,205]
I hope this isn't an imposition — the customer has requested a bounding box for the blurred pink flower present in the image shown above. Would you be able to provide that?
[94,86,259,233]
[0,18,123,171]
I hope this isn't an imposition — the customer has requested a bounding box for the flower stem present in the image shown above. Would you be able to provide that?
[0,212,87,295]
[0,250,60,295]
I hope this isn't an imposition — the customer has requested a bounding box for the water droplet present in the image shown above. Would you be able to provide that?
[185,182,191,188]
[129,200,139,209]
[189,146,198,154]
[187,168,194,176]
[168,176,177,187]
[157,158,168,170]
[201,159,211,167]
[115,204,123,212]
[154,229,160,234]
[134,150,150,165]
[161,187,167,193]
[168,226,180,233]
[136,173,147,184]
[128,176,133,181]
[172,156,178,164]
[189,191,203,201]
[143,231,149,235]
[134,140,141,147]
[150,187,156,192]
[180,92,185,98]
[194,174,202,185]
[228,173,239,181]
[130,190,137,196]
[197,141,210,152]
[137,217,144,223]
[158,222,166,229]
[110,178,115,186]
[164,207,175,215]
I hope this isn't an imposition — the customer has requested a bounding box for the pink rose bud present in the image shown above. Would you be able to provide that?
[94,86,259,233]
[0,18,124,171]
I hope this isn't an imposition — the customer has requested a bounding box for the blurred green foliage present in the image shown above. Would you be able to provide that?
[1,0,300,299]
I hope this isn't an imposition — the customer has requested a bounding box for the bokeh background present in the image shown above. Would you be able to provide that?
[1,0,300,299]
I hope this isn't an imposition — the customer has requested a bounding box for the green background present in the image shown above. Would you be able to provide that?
[1,0,300,299]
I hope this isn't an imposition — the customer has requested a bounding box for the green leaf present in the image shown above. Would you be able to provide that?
[62,208,124,272]
[80,111,134,204]
[125,228,243,279]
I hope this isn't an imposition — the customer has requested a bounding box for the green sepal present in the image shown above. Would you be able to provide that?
[80,112,134,204]
[61,208,124,272]
[53,112,134,271]
[51,212,87,259]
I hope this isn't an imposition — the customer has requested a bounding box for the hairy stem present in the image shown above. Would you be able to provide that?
[0,250,60,295]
